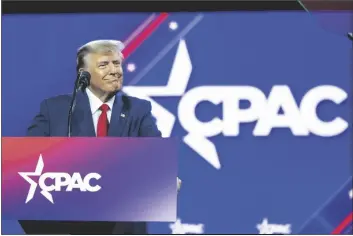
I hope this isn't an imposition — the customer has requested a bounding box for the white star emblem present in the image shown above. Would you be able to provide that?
[256,218,291,235]
[257,218,270,234]
[18,154,54,204]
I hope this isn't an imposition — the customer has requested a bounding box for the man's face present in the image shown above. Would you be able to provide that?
[84,51,123,95]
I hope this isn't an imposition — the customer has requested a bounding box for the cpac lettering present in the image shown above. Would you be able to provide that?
[178,85,348,137]
[38,172,101,192]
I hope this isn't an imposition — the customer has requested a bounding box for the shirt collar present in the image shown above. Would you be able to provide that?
[85,88,115,114]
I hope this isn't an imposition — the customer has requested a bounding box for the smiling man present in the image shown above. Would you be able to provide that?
[21,40,180,235]
[27,39,162,138]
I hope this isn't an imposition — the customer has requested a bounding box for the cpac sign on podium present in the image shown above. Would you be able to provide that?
[2,137,178,222]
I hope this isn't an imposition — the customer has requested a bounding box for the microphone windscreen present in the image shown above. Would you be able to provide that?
[80,71,91,81]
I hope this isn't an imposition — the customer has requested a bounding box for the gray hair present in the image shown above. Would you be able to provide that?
[76,39,125,72]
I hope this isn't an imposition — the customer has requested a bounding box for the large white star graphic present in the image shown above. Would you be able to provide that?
[123,39,221,170]
[18,154,54,204]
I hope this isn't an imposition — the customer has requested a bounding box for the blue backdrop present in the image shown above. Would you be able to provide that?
[2,11,352,234]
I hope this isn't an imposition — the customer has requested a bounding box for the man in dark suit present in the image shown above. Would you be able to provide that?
[27,40,160,138]
[20,39,179,234]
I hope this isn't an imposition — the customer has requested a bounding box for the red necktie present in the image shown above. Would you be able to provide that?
[97,104,110,137]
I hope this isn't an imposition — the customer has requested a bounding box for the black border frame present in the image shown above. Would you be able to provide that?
[2,1,305,14]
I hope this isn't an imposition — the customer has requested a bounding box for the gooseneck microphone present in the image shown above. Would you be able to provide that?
[67,71,91,137]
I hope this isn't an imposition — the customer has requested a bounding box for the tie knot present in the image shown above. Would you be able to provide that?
[100,104,110,112]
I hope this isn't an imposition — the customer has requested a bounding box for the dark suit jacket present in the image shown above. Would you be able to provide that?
[20,90,161,235]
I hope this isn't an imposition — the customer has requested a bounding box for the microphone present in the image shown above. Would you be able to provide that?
[75,71,91,91]
[67,71,91,137]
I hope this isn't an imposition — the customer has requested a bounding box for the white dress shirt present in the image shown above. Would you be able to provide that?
[86,88,115,135]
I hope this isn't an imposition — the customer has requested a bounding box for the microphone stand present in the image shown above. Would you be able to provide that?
[67,72,87,137]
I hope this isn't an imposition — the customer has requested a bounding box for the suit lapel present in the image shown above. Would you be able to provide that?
[108,93,129,137]
[71,91,96,137]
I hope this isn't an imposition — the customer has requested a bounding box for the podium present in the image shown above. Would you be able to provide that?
[2,137,178,234]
